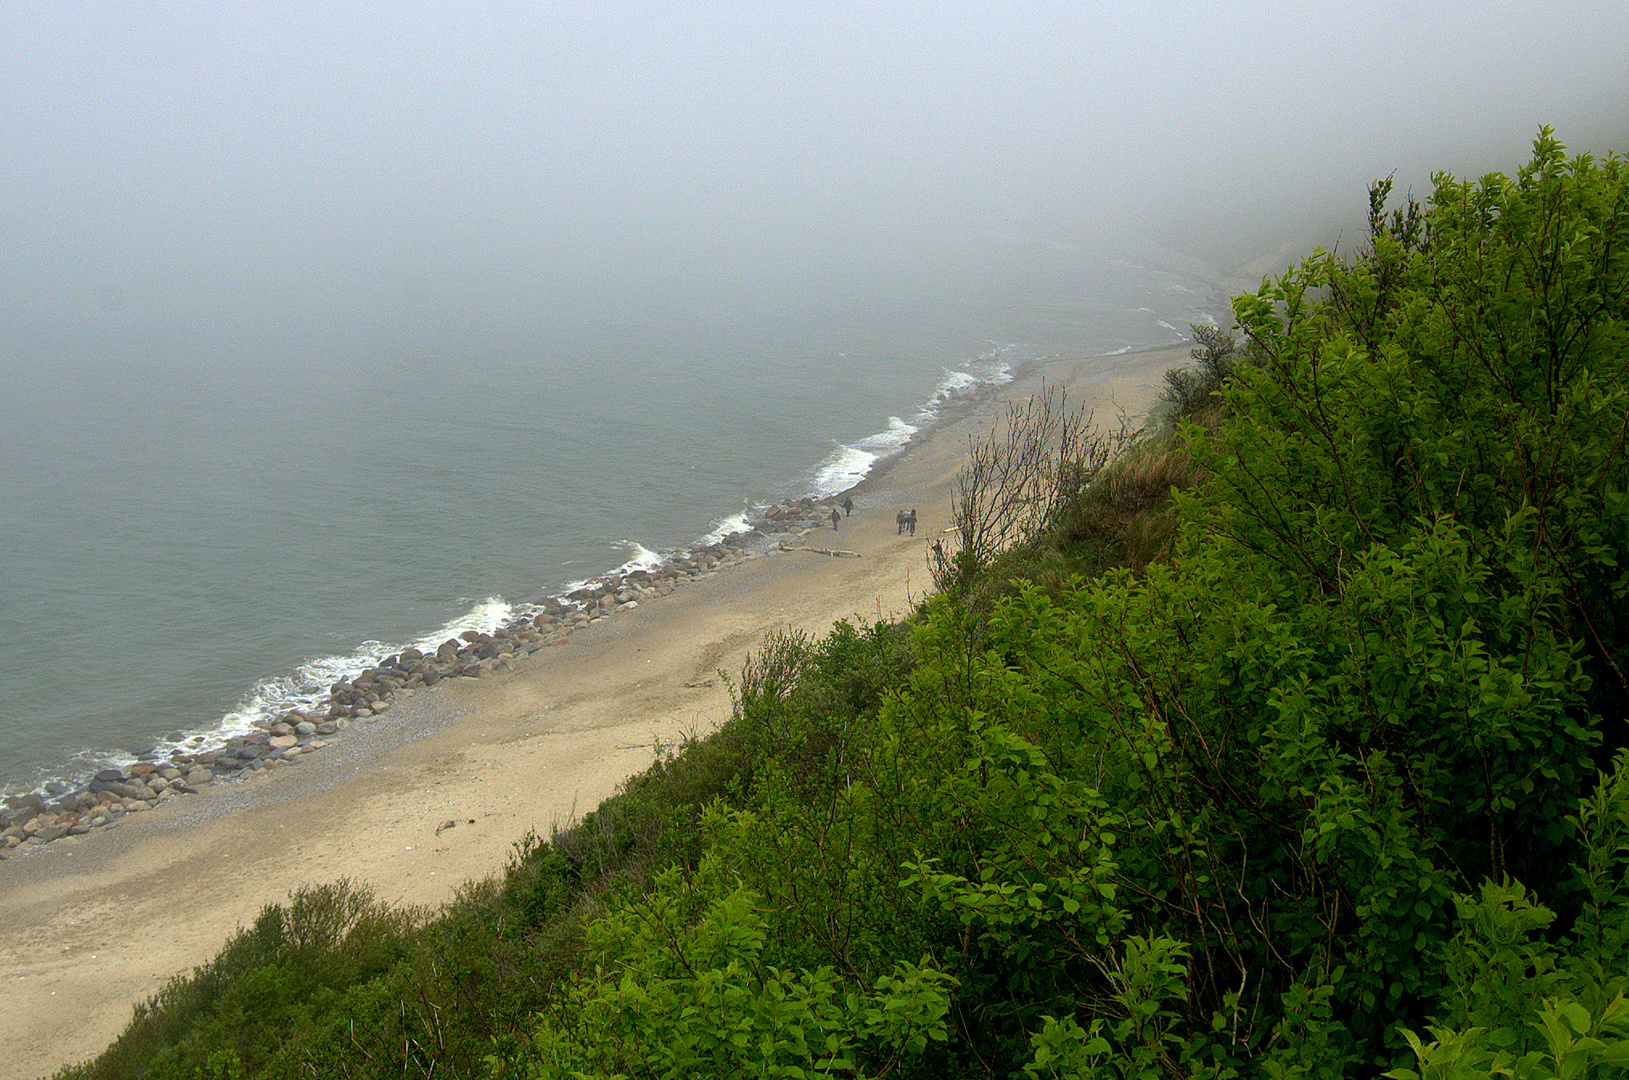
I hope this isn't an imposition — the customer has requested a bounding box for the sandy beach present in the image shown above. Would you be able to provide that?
[0,344,1187,1080]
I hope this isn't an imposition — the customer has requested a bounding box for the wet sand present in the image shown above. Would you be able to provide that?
[0,344,1188,1080]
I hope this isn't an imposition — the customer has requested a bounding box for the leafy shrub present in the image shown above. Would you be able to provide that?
[1160,323,1239,424]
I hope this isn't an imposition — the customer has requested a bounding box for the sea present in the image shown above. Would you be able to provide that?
[0,250,1222,798]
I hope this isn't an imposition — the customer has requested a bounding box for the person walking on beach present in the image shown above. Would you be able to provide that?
[907,509,917,535]
[897,510,907,535]
[842,496,854,517]
[830,508,842,530]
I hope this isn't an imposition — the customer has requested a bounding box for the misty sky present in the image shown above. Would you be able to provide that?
[4,1,1628,339]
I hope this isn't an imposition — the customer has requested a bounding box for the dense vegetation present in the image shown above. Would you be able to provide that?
[57,130,1629,1080]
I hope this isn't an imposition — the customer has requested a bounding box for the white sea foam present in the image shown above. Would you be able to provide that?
[552,544,667,599]
[701,510,754,545]
[612,540,665,576]
[810,442,879,498]
[411,597,516,651]
[935,368,979,398]
[856,415,918,453]
[119,598,522,768]
[801,357,1014,499]
[922,358,1012,418]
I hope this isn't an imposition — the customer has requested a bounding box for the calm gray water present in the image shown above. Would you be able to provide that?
[0,252,1218,794]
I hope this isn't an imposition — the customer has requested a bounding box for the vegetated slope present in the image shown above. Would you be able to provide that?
[59,130,1629,1080]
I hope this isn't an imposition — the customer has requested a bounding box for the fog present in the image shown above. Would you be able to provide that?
[4,1,1628,345]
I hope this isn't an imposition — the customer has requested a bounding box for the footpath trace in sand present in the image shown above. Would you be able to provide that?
[0,345,1186,1080]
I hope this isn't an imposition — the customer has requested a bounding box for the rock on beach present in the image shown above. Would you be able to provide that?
[1,496,839,857]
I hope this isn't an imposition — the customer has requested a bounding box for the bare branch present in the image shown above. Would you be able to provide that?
[933,384,1130,591]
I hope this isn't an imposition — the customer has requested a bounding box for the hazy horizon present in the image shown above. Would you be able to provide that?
[4,1,1628,353]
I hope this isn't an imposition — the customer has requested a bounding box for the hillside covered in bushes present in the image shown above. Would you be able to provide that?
[59,130,1629,1080]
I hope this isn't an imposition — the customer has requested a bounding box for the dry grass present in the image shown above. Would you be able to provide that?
[1052,427,1208,575]
[933,384,1130,593]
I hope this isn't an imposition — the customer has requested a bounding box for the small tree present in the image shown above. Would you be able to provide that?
[932,384,1127,593]
[1161,324,1238,421]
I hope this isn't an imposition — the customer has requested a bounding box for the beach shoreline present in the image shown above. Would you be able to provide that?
[0,343,1189,1080]
[0,346,1027,811]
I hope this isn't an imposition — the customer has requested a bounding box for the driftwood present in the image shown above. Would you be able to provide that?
[779,542,861,558]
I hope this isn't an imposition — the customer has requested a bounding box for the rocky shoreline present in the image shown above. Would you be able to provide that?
[0,496,848,860]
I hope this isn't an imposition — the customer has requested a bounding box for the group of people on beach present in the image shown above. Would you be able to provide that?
[824,498,918,537]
